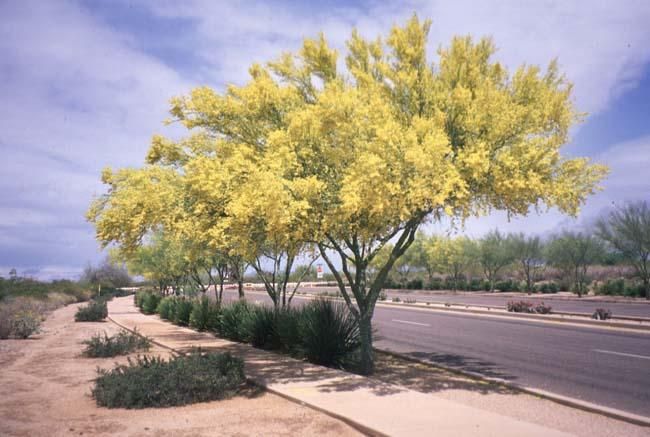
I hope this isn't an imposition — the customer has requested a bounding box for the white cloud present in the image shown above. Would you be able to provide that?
[1,0,649,278]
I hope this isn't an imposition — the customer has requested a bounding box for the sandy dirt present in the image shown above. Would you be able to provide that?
[0,302,361,437]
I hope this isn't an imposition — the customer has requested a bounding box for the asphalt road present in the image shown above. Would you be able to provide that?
[230,289,650,417]
[296,286,650,318]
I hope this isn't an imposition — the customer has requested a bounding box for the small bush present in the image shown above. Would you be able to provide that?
[92,351,245,408]
[495,280,521,292]
[533,302,552,314]
[218,300,252,341]
[245,305,276,349]
[391,297,401,303]
[172,298,193,326]
[404,298,417,304]
[83,329,151,357]
[75,300,108,322]
[141,292,162,315]
[11,310,41,338]
[379,291,387,301]
[538,282,559,294]
[300,298,360,368]
[406,278,423,290]
[156,297,175,320]
[189,296,210,331]
[507,301,533,313]
[592,308,612,320]
[507,300,552,314]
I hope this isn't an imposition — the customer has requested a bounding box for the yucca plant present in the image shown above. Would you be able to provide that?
[300,298,360,368]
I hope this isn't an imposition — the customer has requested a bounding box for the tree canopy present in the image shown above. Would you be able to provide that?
[88,15,607,374]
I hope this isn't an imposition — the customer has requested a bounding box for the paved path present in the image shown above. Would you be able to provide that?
[108,296,569,437]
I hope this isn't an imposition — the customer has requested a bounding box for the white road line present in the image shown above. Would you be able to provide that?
[391,319,430,327]
[593,349,650,360]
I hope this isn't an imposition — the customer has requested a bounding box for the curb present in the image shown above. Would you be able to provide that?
[107,313,381,437]
[375,300,650,332]
[284,289,650,332]
[375,348,650,428]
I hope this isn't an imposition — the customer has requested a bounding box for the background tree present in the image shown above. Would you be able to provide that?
[478,230,514,292]
[426,236,477,291]
[509,233,545,293]
[80,257,132,290]
[596,201,650,299]
[546,231,605,297]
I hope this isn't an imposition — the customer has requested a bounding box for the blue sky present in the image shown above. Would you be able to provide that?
[1,0,649,280]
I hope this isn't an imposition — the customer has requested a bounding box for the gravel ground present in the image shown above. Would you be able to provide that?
[0,302,361,437]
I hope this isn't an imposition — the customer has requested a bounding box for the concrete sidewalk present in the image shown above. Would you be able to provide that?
[107,296,570,437]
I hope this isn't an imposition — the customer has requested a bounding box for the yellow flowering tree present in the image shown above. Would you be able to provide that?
[88,15,606,374]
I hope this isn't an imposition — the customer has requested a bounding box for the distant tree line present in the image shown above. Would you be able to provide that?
[372,201,649,299]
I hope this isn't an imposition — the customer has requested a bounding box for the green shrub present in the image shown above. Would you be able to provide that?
[189,296,210,331]
[378,291,387,301]
[156,297,175,320]
[141,292,162,315]
[92,351,245,408]
[300,298,360,368]
[274,307,303,354]
[83,329,151,357]
[75,300,108,322]
[11,310,42,338]
[507,300,552,314]
[391,296,401,302]
[172,298,193,326]
[406,278,423,289]
[592,308,612,320]
[218,300,252,341]
[538,282,559,294]
[245,305,276,349]
[495,280,521,292]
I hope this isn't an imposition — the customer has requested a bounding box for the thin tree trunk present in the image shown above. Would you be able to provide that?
[358,312,374,375]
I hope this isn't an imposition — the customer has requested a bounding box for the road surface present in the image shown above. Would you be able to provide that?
[295,286,650,318]
[229,289,650,417]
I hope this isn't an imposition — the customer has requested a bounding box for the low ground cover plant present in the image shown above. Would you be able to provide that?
[83,329,151,357]
[92,350,245,408]
[75,300,108,322]
[506,300,552,314]
[592,308,612,320]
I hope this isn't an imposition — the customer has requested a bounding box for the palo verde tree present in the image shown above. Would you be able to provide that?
[478,229,515,292]
[596,201,650,299]
[545,231,605,297]
[88,15,606,374]
[509,233,545,293]
[426,235,477,291]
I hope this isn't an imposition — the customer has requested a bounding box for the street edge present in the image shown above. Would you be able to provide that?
[375,347,650,428]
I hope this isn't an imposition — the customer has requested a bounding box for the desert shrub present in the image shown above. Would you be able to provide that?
[592,308,612,320]
[495,280,521,292]
[156,297,175,320]
[406,278,423,290]
[11,310,41,338]
[83,329,151,357]
[392,297,401,303]
[378,291,387,301]
[538,282,559,294]
[218,300,252,341]
[92,351,245,408]
[299,298,360,368]
[533,302,552,314]
[245,305,276,348]
[274,307,303,354]
[507,300,552,314]
[189,296,210,331]
[75,300,108,322]
[507,300,533,313]
[404,298,417,304]
[141,292,162,315]
[0,309,11,339]
[172,298,193,326]
[598,279,644,297]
